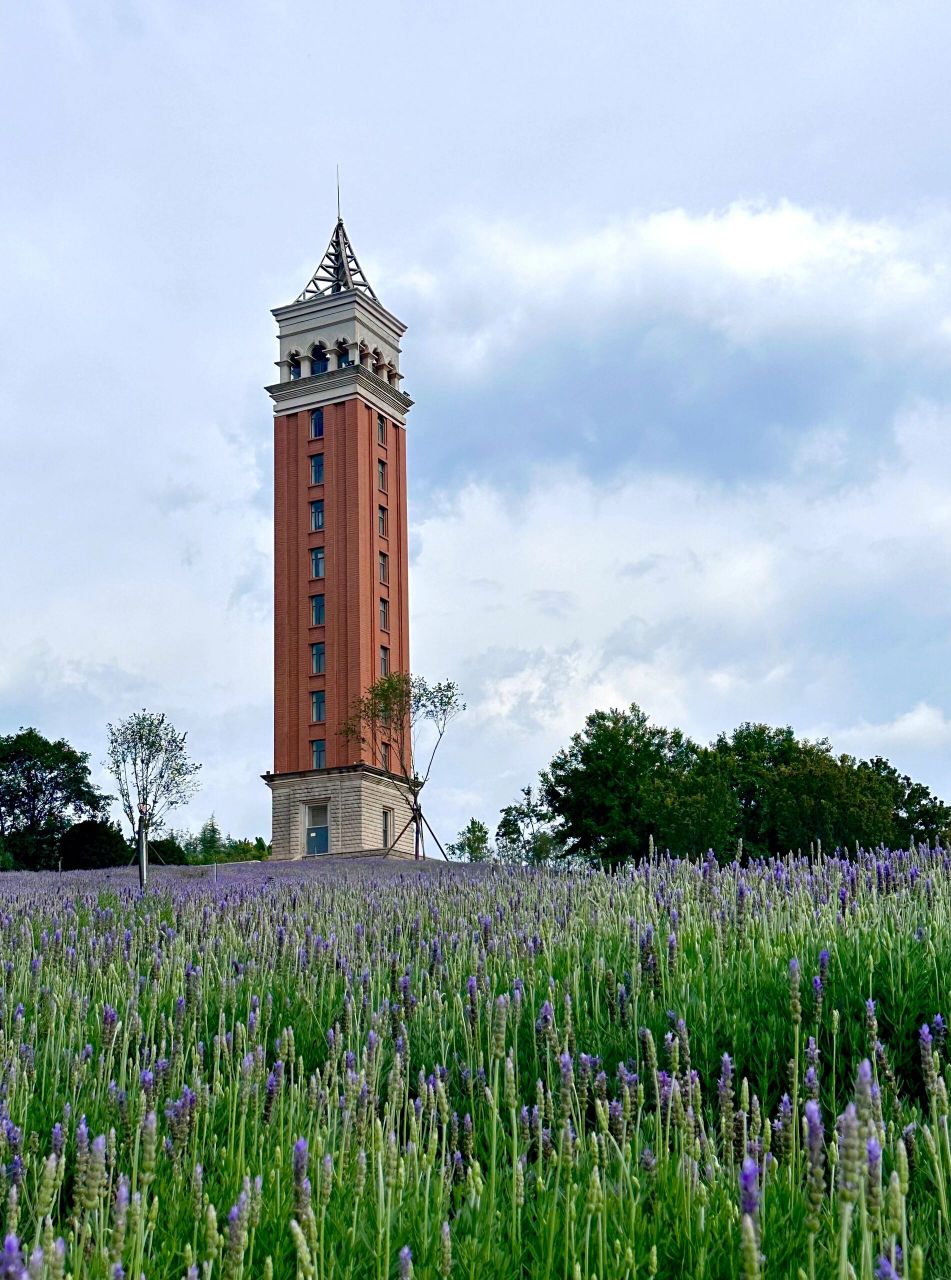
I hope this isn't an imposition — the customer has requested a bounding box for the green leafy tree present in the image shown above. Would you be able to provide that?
[447,818,492,863]
[60,819,130,870]
[540,705,718,868]
[495,787,563,866]
[855,756,951,849]
[0,728,108,869]
[149,835,190,865]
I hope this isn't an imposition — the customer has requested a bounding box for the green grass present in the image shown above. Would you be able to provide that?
[0,850,946,1278]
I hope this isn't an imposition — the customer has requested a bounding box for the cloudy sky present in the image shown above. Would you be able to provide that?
[2,0,950,845]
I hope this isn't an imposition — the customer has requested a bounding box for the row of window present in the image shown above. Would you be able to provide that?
[308,409,390,443]
[308,452,387,493]
[311,501,387,538]
[308,604,390,671]
[289,346,350,380]
[308,554,388,600]
[309,738,392,772]
[289,344,401,382]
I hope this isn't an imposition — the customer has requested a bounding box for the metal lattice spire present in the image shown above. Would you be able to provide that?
[296,219,378,303]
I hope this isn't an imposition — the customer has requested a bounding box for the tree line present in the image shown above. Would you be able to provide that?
[449,702,951,867]
[0,719,267,871]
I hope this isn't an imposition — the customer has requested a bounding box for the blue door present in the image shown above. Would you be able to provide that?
[306,804,329,855]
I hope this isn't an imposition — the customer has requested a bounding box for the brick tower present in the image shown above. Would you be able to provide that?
[264,219,414,858]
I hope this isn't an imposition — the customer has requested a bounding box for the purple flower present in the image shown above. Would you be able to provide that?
[739,1156,759,1219]
[399,1245,413,1279]
[0,1234,26,1280]
[875,1258,900,1280]
[292,1138,309,1217]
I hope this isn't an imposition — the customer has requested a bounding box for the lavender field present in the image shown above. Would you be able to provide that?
[0,851,947,1278]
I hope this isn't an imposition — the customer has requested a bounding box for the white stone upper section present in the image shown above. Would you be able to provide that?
[273,289,406,382]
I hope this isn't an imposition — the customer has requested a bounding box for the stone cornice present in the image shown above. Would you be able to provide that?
[262,762,411,784]
[272,289,407,338]
[265,364,414,417]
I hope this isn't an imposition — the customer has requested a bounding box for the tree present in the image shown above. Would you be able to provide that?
[856,756,951,849]
[104,710,201,888]
[149,835,190,865]
[60,819,130,870]
[540,704,733,869]
[0,728,108,869]
[342,673,465,859]
[495,787,563,866]
[447,818,492,863]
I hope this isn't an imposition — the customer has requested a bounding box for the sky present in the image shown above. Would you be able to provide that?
[1,0,950,847]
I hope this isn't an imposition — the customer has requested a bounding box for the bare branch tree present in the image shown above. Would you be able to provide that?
[341,674,464,859]
[104,710,201,887]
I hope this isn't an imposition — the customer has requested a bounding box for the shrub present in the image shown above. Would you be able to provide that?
[59,820,130,870]
[149,836,190,865]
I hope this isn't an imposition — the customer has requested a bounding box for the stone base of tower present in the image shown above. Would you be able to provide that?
[264,765,416,861]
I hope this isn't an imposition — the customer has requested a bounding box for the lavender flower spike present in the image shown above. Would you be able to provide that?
[740,1156,759,1220]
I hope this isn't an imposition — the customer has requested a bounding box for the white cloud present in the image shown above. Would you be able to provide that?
[413,397,951,836]
[399,202,951,383]
[832,703,951,755]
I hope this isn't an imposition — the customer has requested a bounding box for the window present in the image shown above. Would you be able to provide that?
[310,454,324,485]
[382,806,393,847]
[310,547,325,579]
[338,347,351,368]
[379,645,390,676]
[378,460,387,491]
[379,551,388,584]
[378,505,388,537]
[311,690,326,723]
[311,642,325,674]
[289,354,302,380]
[311,739,326,769]
[306,803,329,855]
[310,500,324,531]
[312,349,329,375]
[379,597,389,630]
[381,742,390,771]
[377,414,387,445]
[311,408,324,438]
[311,594,325,626]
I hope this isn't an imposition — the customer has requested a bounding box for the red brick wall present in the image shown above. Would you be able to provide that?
[273,397,409,776]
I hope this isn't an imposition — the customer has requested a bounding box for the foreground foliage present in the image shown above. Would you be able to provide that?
[0,850,948,1277]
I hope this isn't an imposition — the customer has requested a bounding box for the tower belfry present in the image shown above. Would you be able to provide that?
[264,217,413,858]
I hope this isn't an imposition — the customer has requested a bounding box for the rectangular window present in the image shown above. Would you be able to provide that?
[338,350,351,368]
[379,597,389,630]
[378,505,388,537]
[382,806,393,847]
[380,645,390,676]
[306,803,329,855]
[379,551,388,584]
[311,547,325,579]
[311,690,326,723]
[313,352,329,375]
[310,408,324,438]
[311,739,326,769]
[311,642,325,674]
[377,414,387,445]
[381,742,390,771]
[377,460,387,491]
[310,499,324,531]
[310,454,324,485]
[311,594,325,626]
